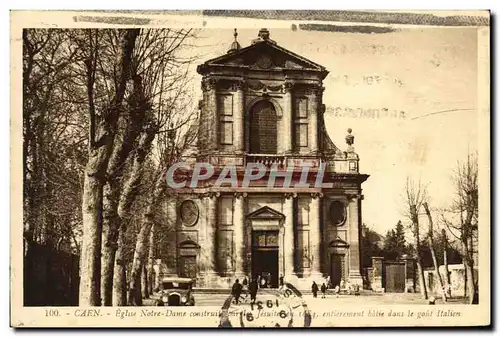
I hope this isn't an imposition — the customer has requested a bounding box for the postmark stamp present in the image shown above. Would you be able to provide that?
[219,282,311,328]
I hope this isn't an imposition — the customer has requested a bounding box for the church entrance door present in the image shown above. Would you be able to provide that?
[252,249,279,288]
[330,253,345,288]
[251,230,279,288]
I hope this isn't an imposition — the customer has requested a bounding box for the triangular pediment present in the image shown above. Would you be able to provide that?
[179,239,200,249]
[329,238,350,248]
[247,206,285,220]
[198,40,327,76]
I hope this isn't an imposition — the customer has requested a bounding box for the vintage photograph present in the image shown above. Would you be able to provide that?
[11,10,490,327]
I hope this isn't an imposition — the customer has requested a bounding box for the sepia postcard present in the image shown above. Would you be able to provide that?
[10,10,490,328]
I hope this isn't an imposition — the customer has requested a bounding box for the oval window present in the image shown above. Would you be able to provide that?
[179,200,199,227]
[329,200,346,226]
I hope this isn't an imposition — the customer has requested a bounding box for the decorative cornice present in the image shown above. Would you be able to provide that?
[199,191,220,199]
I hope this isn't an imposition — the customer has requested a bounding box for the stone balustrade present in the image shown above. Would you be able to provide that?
[245,154,286,168]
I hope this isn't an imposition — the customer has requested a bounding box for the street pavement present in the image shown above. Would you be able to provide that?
[141,291,468,327]
[143,290,456,307]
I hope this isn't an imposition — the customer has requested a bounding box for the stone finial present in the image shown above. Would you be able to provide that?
[227,28,241,54]
[258,28,270,40]
[252,28,277,45]
[345,128,354,146]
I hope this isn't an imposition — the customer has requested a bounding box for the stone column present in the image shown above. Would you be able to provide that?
[401,255,416,293]
[309,193,322,277]
[283,81,293,154]
[233,81,245,153]
[348,194,363,286]
[233,193,245,277]
[203,194,218,285]
[283,194,295,279]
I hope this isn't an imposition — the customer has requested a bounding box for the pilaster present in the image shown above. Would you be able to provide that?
[233,193,246,277]
[309,193,323,278]
[200,193,218,285]
[347,193,363,286]
[233,80,245,153]
[283,81,293,154]
[283,193,296,279]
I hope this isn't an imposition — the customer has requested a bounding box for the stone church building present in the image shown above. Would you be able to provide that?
[154,28,369,289]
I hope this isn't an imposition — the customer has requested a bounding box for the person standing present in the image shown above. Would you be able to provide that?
[312,281,319,298]
[232,279,243,304]
[241,277,249,300]
[279,274,284,289]
[321,283,327,299]
[249,278,258,304]
[260,275,267,288]
[334,285,340,298]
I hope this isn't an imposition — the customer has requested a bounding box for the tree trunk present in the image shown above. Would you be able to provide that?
[112,224,127,306]
[111,132,157,305]
[463,240,478,304]
[101,180,120,306]
[101,220,113,306]
[415,256,428,300]
[80,172,106,306]
[79,29,139,306]
[423,203,446,302]
[100,72,150,305]
[128,214,154,305]
[463,257,467,298]
[128,182,163,305]
[442,229,451,298]
[410,205,428,300]
[142,264,149,299]
[147,225,155,295]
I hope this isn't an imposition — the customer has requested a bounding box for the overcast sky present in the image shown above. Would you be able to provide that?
[187,26,479,235]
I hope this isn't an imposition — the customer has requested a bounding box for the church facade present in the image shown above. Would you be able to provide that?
[154,29,369,289]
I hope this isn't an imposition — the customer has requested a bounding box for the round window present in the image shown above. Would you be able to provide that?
[329,200,346,226]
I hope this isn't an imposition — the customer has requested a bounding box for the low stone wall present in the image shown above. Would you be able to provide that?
[423,264,479,297]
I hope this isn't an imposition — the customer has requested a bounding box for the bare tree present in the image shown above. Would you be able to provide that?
[441,152,479,304]
[423,202,446,302]
[127,114,198,305]
[441,228,452,297]
[22,27,197,307]
[23,29,86,252]
[403,177,428,299]
[100,72,151,306]
[79,29,140,306]
[104,28,198,306]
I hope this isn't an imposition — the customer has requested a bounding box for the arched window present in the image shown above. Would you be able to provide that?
[249,100,277,154]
